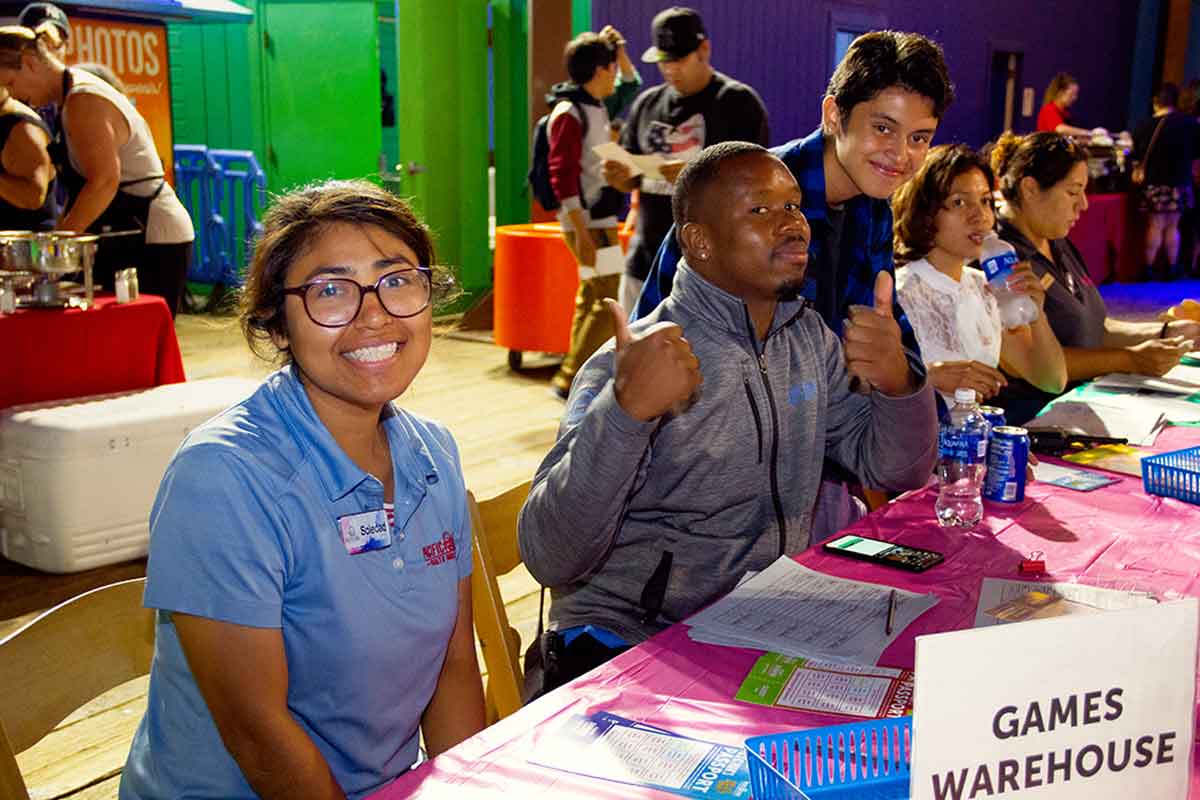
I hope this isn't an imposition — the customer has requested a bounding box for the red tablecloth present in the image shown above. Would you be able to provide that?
[1068,193,1135,284]
[376,425,1200,799]
[0,293,185,409]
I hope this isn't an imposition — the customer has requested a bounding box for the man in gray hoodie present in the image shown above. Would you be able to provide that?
[518,142,938,696]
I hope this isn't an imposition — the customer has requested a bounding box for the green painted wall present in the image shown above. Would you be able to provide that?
[491,0,528,228]
[396,0,490,304]
[169,0,491,300]
[259,0,380,194]
[571,0,592,35]
[168,0,379,196]
[167,3,262,156]
[378,0,400,179]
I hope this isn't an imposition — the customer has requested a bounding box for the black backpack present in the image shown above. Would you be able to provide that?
[528,100,589,212]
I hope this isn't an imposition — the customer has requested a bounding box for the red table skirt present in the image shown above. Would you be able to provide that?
[0,293,186,409]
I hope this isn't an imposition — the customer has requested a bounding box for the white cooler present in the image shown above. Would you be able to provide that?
[0,377,260,573]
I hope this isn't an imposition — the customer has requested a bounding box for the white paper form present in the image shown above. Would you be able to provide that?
[593,245,624,276]
[1092,367,1200,397]
[592,141,700,183]
[1165,362,1200,384]
[1077,387,1200,425]
[1026,399,1166,445]
[972,577,1157,628]
[776,661,911,717]
[685,556,939,665]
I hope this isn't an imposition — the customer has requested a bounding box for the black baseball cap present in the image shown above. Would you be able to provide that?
[18,2,69,39]
[640,7,706,63]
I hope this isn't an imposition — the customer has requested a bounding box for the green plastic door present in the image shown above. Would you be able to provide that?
[259,0,381,194]
[393,0,490,304]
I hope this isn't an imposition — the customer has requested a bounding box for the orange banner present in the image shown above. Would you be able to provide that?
[63,15,174,183]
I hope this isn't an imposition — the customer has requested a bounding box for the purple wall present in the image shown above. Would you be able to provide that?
[595,0,1141,150]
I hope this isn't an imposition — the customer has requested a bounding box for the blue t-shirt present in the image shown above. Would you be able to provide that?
[120,366,472,800]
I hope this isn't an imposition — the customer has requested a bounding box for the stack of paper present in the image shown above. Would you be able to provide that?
[685,556,939,665]
[1073,386,1200,426]
[1092,365,1200,397]
[1027,399,1166,446]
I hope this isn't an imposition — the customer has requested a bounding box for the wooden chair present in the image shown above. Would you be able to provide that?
[0,578,154,800]
[469,480,532,724]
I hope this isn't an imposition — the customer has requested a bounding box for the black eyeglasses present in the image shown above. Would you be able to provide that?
[283,267,433,328]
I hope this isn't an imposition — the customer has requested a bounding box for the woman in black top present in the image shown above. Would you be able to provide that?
[1133,83,1200,278]
[989,132,1200,423]
[0,83,54,230]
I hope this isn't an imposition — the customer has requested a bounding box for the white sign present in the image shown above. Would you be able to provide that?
[911,599,1198,800]
[1022,87,1035,118]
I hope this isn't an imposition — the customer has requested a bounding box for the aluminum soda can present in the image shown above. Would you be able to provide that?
[978,406,1006,430]
[983,426,1029,503]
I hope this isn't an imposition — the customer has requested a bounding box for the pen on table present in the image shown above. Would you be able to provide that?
[885,589,897,636]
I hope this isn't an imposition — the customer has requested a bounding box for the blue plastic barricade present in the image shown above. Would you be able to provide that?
[174,144,218,283]
[174,145,268,289]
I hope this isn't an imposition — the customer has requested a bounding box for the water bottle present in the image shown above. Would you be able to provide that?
[979,232,1039,328]
[935,388,991,529]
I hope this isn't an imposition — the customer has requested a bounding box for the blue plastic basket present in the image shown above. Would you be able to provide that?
[1141,446,1200,505]
[745,717,911,800]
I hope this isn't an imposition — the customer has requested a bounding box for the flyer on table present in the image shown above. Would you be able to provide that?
[736,653,914,719]
[528,711,751,798]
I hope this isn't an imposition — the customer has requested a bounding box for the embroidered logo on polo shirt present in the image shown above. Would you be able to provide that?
[423,532,458,566]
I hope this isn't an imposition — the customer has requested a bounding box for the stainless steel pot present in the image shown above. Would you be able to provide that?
[33,231,100,274]
[0,231,35,271]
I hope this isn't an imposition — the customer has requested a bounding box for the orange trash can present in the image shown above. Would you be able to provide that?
[493,222,630,370]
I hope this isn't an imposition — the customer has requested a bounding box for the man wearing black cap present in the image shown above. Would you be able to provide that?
[603,6,768,312]
[18,2,69,56]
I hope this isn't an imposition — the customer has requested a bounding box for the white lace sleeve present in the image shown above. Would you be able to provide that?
[897,267,970,364]
[960,270,1003,367]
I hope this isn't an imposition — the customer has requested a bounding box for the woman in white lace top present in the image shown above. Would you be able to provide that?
[892,145,1066,407]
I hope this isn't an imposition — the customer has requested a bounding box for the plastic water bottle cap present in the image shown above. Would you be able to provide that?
[954,388,976,404]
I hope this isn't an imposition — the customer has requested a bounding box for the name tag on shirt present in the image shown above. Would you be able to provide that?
[337,509,392,555]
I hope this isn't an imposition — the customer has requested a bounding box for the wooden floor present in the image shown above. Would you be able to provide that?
[4,312,566,798]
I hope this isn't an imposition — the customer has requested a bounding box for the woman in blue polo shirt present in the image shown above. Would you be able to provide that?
[120,180,485,799]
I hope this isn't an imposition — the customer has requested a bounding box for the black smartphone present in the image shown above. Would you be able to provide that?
[822,534,944,572]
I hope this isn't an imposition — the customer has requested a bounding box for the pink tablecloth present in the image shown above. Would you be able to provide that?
[377,427,1200,799]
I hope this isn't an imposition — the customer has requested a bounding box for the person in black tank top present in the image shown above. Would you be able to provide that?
[0,86,55,230]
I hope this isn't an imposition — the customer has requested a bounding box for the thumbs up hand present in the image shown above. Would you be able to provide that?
[606,299,702,421]
[841,272,917,397]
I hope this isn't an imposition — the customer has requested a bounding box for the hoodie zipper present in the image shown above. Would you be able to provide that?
[743,305,805,559]
[743,378,764,463]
